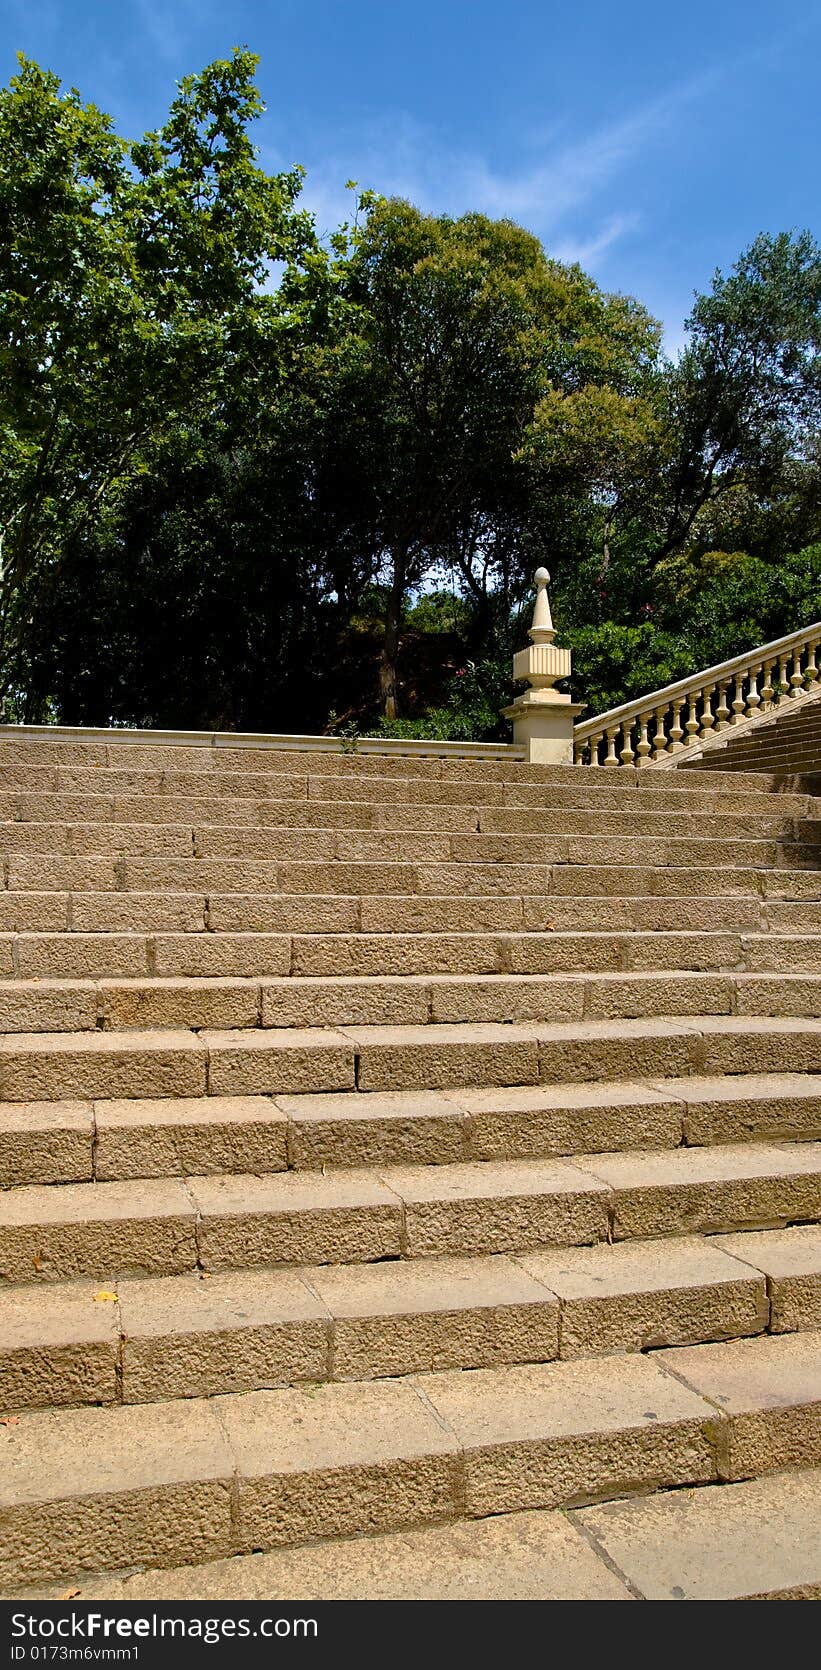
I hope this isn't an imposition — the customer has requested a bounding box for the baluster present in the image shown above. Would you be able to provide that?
[635,715,652,765]
[603,726,619,768]
[684,693,700,745]
[651,706,669,760]
[730,672,746,724]
[744,665,761,719]
[760,660,775,712]
[776,652,790,704]
[714,680,731,730]
[699,683,715,738]
[805,638,819,689]
[790,644,806,697]
[573,738,585,765]
[668,700,684,752]
[619,720,635,768]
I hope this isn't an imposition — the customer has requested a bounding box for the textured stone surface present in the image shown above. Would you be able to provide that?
[351,1022,542,1090]
[416,1354,719,1516]
[217,1378,461,1550]
[95,1096,288,1179]
[190,1169,402,1268]
[455,1080,683,1160]
[280,1089,467,1168]
[575,1141,821,1239]
[118,1269,328,1400]
[518,1237,768,1356]
[0,1280,119,1409]
[0,1398,234,1585]
[0,1030,206,1101]
[658,1331,821,1478]
[0,1177,197,1281]
[715,1224,821,1331]
[204,1028,355,1096]
[306,1254,559,1378]
[576,1469,821,1599]
[49,1508,633,1600]
[0,1102,93,1187]
[676,1072,821,1144]
[383,1157,610,1256]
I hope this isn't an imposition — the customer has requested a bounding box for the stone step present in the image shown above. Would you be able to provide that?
[0,1014,817,1105]
[1,1331,818,1587]
[3,852,818,898]
[1,1139,818,1282]
[0,744,783,785]
[0,966,818,1038]
[24,1468,820,1601]
[2,889,819,938]
[3,1072,820,1188]
[0,813,793,870]
[9,1224,817,1411]
[0,793,804,838]
[0,762,803,814]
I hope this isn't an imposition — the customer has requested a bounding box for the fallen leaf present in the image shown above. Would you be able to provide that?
[198,1271,212,1281]
[93,1290,117,1303]
[0,1416,20,1427]
[60,1589,81,1600]
[32,1253,44,1271]
[545,921,556,932]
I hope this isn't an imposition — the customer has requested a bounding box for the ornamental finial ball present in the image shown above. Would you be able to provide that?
[534,567,550,586]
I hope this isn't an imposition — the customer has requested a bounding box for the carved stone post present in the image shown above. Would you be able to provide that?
[502,568,585,763]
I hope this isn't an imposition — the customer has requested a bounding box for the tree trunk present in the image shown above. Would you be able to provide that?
[379,556,406,719]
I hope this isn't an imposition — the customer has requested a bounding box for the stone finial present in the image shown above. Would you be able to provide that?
[529,567,555,644]
[502,568,584,763]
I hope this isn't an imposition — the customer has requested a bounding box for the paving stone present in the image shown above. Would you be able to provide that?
[575,1141,821,1238]
[306,1254,559,1378]
[658,1331,821,1477]
[0,1398,234,1585]
[0,1281,119,1409]
[576,1469,821,1599]
[416,1354,719,1516]
[0,1103,94,1187]
[95,1096,288,1179]
[715,1224,821,1331]
[118,1269,328,1400]
[517,1236,768,1356]
[189,1169,402,1268]
[58,1508,633,1600]
[217,1378,461,1550]
[279,1089,468,1168]
[382,1157,610,1256]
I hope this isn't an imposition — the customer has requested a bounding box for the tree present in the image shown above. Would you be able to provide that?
[656,230,821,562]
[309,199,666,717]
[0,49,312,711]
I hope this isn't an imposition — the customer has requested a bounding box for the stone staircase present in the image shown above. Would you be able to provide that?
[0,731,819,1600]
[682,686,821,782]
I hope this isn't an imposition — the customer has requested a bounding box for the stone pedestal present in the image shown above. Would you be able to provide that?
[503,568,583,762]
[503,689,585,763]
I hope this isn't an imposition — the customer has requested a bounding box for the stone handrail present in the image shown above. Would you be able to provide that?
[572,620,821,767]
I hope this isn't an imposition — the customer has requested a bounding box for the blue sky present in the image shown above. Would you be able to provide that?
[3,1,820,349]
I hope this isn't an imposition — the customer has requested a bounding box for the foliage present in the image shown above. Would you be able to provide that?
[1,53,820,735]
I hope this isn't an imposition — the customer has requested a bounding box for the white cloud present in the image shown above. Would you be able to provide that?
[270,61,721,286]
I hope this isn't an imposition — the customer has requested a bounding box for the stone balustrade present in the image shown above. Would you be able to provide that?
[572,621,821,767]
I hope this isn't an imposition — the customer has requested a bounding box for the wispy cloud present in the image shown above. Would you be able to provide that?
[274,62,722,281]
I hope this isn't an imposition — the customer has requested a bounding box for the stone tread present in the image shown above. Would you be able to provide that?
[17,1468,820,1600]
[0,1014,817,1102]
[0,1139,819,1282]
[0,966,817,1037]
[0,1332,819,1586]
[4,1224,817,1410]
[2,1073,820,1186]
